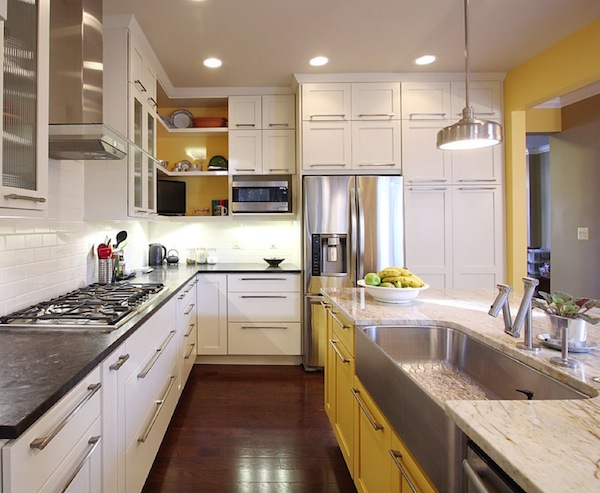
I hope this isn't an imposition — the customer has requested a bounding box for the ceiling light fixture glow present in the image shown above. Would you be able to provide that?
[415,55,436,65]
[436,0,502,150]
[309,56,329,67]
[203,58,222,68]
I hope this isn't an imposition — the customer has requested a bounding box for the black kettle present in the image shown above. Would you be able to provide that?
[148,243,167,266]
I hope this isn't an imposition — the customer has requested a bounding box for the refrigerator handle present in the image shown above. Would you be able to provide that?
[350,183,359,285]
[354,184,365,281]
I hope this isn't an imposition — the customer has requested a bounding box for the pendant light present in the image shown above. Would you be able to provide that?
[436,0,502,150]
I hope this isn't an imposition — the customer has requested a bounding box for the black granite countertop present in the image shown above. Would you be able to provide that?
[0,262,301,439]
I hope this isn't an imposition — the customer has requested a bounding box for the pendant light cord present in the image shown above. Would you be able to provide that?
[464,0,471,110]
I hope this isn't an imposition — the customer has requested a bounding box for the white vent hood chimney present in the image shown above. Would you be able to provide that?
[48,0,127,160]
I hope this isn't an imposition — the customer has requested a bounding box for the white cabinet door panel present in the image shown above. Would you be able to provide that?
[228,322,301,355]
[229,130,262,173]
[402,121,451,183]
[262,130,296,174]
[452,186,504,288]
[352,121,401,170]
[302,122,352,170]
[450,81,502,120]
[301,83,351,120]
[228,273,300,292]
[351,82,401,120]
[229,95,262,129]
[401,82,451,120]
[262,95,295,129]
[451,143,503,183]
[228,292,301,322]
[404,186,453,289]
[197,274,228,355]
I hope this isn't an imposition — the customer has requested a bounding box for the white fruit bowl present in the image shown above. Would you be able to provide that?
[357,279,429,304]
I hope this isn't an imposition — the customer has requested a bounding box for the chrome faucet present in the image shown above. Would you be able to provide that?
[489,277,540,352]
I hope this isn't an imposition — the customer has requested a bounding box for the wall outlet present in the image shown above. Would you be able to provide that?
[577,227,589,240]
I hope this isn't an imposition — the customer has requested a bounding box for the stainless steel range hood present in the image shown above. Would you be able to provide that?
[48,0,127,160]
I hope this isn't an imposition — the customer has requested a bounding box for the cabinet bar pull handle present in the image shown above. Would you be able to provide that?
[408,179,447,183]
[235,123,256,127]
[137,330,176,379]
[458,187,496,191]
[330,312,350,330]
[462,458,491,493]
[458,179,497,183]
[456,111,495,117]
[109,353,130,371]
[185,323,195,337]
[241,277,287,281]
[358,163,394,167]
[268,168,292,172]
[241,325,288,330]
[234,168,256,172]
[352,388,384,431]
[138,375,177,443]
[409,112,446,118]
[30,383,102,450]
[184,343,196,359]
[56,435,102,493]
[268,123,289,127]
[329,339,349,363]
[4,193,47,203]
[358,113,394,117]
[390,449,419,493]
[133,79,147,92]
[309,114,346,119]
[184,303,195,315]
[240,295,287,299]
[408,187,448,191]
[309,163,347,167]
[148,97,158,108]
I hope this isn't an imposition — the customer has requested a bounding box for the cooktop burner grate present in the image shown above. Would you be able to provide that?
[0,282,165,329]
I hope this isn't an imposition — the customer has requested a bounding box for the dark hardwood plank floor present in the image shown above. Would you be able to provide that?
[142,364,357,493]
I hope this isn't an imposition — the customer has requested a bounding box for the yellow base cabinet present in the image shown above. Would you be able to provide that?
[390,431,438,493]
[352,378,393,493]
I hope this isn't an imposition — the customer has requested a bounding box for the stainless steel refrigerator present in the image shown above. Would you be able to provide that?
[302,175,404,370]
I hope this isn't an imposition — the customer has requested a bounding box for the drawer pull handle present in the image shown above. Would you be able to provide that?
[351,388,383,431]
[309,114,346,119]
[458,187,496,191]
[137,330,176,379]
[184,303,195,315]
[463,458,493,493]
[109,353,130,371]
[240,295,287,299]
[358,113,394,118]
[185,323,195,337]
[241,325,288,330]
[458,179,497,183]
[138,375,177,443]
[235,123,256,127]
[329,339,349,364]
[4,193,47,203]
[56,435,102,493]
[184,343,196,359]
[408,187,448,191]
[30,383,101,450]
[408,179,447,183]
[240,277,288,281]
[268,123,290,127]
[309,163,347,167]
[358,163,395,167]
[409,112,446,118]
[390,449,419,493]
[330,312,350,330]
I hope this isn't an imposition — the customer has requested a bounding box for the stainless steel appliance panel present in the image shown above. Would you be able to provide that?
[356,175,404,279]
[302,174,404,370]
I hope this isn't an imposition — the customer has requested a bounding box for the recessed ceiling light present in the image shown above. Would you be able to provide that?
[203,58,222,68]
[309,56,329,67]
[415,55,436,65]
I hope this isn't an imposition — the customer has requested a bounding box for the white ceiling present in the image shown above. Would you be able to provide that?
[103,0,600,91]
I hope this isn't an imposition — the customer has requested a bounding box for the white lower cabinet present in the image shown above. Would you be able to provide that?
[178,277,198,386]
[1,367,102,493]
[197,273,301,357]
[196,274,229,355]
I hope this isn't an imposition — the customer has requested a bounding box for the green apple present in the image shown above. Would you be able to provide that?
[364,272,381,286]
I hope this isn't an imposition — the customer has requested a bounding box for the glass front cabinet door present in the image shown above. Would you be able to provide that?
[0,0,49,213]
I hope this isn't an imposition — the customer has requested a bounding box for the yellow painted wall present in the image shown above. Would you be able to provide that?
[503,18,600,287]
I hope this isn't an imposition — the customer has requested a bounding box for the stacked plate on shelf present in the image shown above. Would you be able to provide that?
[193,116,228,128]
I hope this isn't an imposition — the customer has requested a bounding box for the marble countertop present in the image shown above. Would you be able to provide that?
[321,286,600,493]
[0,262,300,439]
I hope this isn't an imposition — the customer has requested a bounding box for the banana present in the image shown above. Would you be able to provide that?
[378,268,405,279]
[382,275,404,283]
[396,276,425,288]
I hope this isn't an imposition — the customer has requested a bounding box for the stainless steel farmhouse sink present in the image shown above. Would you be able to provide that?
[355,325,595,493]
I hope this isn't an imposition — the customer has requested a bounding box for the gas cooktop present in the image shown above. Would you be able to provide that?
[0,282,165,331]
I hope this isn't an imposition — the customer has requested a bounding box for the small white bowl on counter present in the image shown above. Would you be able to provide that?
[357,279,429,304]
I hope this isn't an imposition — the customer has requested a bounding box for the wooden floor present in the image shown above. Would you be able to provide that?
[142,364,357,493]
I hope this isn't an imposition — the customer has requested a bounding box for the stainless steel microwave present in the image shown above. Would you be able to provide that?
[231,175,292,213]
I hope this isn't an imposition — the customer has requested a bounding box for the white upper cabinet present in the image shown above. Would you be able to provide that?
[301,83,351,121]
[351,82,401,120]
[450,81,502,120]
[401,120,451,183]
[228,129,262,173]
[352,120,401,170]
[401,82,451,120]
[229,95,262,129]
[262,129,296,174]
[451,144,503,183]
[301,121,352,171]
[262,95,295,129]
[0,0,49,214]
[129,35,157,114]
